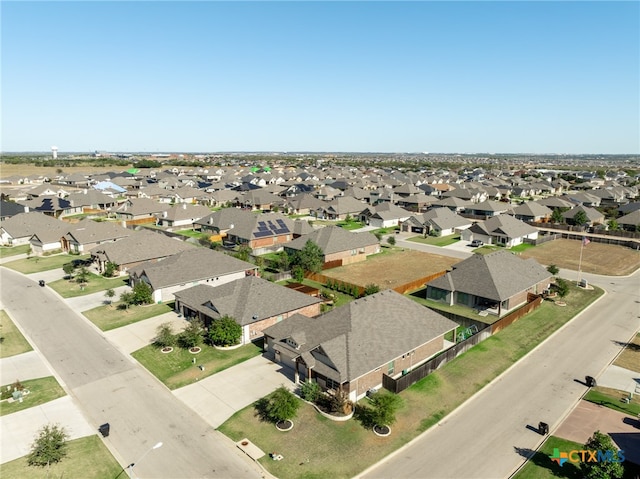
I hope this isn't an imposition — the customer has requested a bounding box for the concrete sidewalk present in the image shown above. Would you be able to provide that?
[0,396,96,464]
[0,351,51,383]
[173,355,294,428]
[598,364,640,395]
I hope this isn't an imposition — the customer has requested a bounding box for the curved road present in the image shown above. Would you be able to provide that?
[0,268,261,479]
[360,261,640,479]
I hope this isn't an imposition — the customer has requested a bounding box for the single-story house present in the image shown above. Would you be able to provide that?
[61,218,132,254]
[129,248,257,303]
[154,203,212,228]
[174,276,323,345]
[401,208,472,236]
[0,212,64,246]
[460,214,539,247]
[359,203,412,228]
[425,250,551,316]
[263,289,458,402]
[284,226,380,265]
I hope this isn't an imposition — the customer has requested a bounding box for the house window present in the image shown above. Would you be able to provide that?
[326,378,339,390]
[456,292,469,305]
[387,361,395,376]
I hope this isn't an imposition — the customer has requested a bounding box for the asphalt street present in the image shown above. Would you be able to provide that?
[0,268,262,479]
[359,266,640,479]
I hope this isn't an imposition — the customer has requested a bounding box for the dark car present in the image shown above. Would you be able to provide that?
[38,280,46,287]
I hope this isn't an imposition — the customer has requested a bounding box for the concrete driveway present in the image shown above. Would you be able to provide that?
[173,355,295,428]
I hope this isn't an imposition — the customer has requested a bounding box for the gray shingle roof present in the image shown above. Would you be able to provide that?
[0,212,64,239]
[285,226,378,255]
[65,218,131,244]
[129,248,255,289]
[469,214,538,239]
[427,250,551,301]
[174,276,322,326]
[264,290,457,382]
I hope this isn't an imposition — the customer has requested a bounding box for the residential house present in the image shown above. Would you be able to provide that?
[401,208,472,237]
[0,201,28,221]
[174,276,323,345]
[263,289,458,401]
[115,198,170,223]
[562,205,605,226]
[90,229,196,274]
[359,203,412,228]
[430,197,472,213]
[464,200,511,218]
[320,196,366,220]
[460,214,539,247]
[284,226,379,265]
[154,203,212,228]
[511,202,553,223]
[225,211,295,252]
[284,194,327,216]
[67,189,118,211]
[129,248,257,303]
[29,221,70,255]
[18,196,82,218]
[426,250,551,316]
[616,210,640,232]
[61,219,132,254]
[0,212,64,246]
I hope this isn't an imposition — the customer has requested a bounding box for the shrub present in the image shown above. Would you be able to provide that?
[208,315,242,346]
[154,323,176,348]
[299,380,322,403]
[369,391,403,426]
[364,283,380,296]
[265,386,300,423]
[178,319,204,349]
[554,278,570,298]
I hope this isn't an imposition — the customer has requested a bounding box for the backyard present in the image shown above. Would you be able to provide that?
[323,249,461,291]
[219,283,603,479]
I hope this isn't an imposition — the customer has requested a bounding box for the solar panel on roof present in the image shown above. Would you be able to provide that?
[253,231,272,238]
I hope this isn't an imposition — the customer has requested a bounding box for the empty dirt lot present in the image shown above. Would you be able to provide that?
[519,238,640,276]
[323,249,461,290]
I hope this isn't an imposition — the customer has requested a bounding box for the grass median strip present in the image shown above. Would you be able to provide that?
[0,310,33,358]
[132,342,263,390]
[0,435,122,479]
[0,376,66,416]
[83,302,174,331]
[219,283,603,479]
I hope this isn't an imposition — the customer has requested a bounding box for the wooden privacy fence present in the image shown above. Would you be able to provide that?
[392,271,447,295]
[383,293,544,394]
[382,328,492,394]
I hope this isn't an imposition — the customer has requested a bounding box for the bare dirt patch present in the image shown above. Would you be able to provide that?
[519,238,640,276]
[324,249,461,289]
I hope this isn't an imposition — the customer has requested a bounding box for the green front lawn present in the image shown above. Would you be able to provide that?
[48,274,129,298]
[0,435,122,479]
[0,377,66,416]
[512,436,584,479]
[406,234,460,246]
[132,342,263,390]
[0,244,31,258]
[510,243,536,253]
[2,254,90,274]
[219,283,603,479]
[82,302,174,331]
[584,386,640,417]
[0,310,33,358]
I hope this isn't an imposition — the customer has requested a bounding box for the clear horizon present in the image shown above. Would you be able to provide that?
[2,1,639,154]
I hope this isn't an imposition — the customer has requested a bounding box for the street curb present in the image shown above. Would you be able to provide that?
[355,284,609,479]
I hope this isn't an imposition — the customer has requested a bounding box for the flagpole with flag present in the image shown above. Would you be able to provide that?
[577,236,589,283]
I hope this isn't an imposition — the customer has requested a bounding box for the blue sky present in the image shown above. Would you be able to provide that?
[2,1,639,154]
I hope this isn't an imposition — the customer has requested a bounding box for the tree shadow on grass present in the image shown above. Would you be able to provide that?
[612,340,640,352]
[254,397,272,423]
[514,446,582,479]
[353,403,376,429]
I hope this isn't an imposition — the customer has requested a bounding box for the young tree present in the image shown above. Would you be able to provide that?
[277,251,291,272]
[104,288,115,306]
[293,240,324,274]
[387,235,396,246]
[132,281,153,305]
[208,315,242,346]
[62,263,75,280]
[27,423,69,469]
[154,322,176,348]
[554,278,570,298]
[178,319,204,349]
[546,265,559,276]
[233,244,252,262]
[581,430,624,479]
[573,210,588,226]
[551,208,564,224]
[292,265,304,282]
[104,262,118,277]
[607,219,619,231]
[75,267,90,285]
[369,391,403,427]
[119,291,135,310]
[265,385,300,423]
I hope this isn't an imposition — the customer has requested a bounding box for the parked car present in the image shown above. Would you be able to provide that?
[470,240,484,247]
